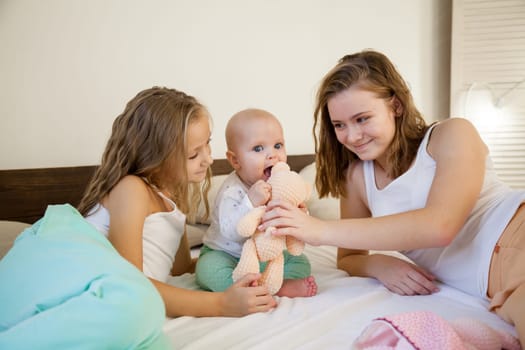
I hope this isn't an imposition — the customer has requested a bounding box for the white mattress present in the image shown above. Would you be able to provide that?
[163,245,516,349]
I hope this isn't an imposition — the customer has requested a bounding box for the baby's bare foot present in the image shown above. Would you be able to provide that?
[276,276,317,298]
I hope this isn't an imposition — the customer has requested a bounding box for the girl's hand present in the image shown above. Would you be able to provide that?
[370,254,440,296]
[260,199,325,246]
[247,180,272,207]
[222,273,277,316]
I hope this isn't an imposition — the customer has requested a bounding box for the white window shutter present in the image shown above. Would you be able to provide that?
[450,0,525,189]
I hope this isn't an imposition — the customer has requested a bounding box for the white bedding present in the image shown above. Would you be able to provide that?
[164,244,516,349]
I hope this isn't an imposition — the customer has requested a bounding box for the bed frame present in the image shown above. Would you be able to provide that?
[0,154,315,224]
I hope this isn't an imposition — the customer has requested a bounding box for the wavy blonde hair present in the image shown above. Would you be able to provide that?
[313,50,428,198]
[78,87,211,222]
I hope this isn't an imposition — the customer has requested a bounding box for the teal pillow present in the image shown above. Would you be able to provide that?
[0,204,169,349]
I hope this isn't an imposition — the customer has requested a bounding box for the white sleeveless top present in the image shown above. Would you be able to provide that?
[363,125,525,298]
[85,192,186,283]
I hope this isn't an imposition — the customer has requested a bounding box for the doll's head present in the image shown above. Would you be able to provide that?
[268,162,311,206]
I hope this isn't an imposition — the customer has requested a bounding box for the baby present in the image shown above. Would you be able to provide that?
[195,108,317,298]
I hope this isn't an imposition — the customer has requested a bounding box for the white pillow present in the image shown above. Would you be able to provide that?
[299,162,340,220]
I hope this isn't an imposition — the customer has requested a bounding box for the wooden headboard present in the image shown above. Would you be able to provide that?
[0,154,315,224]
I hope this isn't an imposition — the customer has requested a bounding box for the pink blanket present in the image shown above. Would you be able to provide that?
[352,310,520,350]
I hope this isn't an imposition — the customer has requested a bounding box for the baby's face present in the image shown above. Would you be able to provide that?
[232,116,287,187]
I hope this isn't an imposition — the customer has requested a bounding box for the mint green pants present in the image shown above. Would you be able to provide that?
[195,244,311,292]
[0,204,170,350]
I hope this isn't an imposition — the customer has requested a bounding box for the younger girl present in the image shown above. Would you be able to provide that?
[261,50,525,346]
[79,87,276,317]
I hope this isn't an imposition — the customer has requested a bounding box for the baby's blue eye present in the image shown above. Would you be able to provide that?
[274,143,283,149]
[253,145,263,152]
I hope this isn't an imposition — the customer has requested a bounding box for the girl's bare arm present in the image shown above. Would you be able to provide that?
[263,118,487,252]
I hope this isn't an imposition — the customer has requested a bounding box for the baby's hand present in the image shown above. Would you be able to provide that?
[248,180,271,207]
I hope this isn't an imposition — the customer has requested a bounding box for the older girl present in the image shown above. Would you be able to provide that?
[261,50,525,346]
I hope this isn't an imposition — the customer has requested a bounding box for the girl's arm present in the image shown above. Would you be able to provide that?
[262,118,487,252]
[336,161,374,276]
[104,176,276,317]
[336,161,439,295]
[104,175,152,271]
[151,274,275,317]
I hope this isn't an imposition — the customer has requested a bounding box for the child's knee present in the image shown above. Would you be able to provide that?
[196,264,235,291]
[195,252,237,291]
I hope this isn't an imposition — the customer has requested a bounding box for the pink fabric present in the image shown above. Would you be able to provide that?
[352,310,521,350]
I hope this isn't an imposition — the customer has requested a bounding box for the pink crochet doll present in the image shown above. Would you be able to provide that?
[232,162,312,294]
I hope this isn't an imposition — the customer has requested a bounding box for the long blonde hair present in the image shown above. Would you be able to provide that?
[313,50,428,198]
[78,87,211,222]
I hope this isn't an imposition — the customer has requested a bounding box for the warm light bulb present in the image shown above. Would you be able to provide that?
[464,89,502,132]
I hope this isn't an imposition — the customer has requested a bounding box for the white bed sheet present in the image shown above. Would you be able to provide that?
[164,245,516,349]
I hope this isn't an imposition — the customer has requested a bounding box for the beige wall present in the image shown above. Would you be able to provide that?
[0,0,451,169]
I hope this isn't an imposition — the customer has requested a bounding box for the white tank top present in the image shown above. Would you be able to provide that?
[363,124,525,298]
[85,192,186,283]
